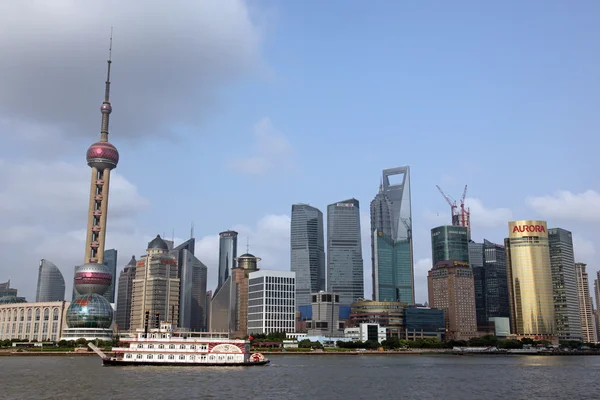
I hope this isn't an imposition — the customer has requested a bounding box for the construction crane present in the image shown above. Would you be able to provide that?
[459,184,470,230]
[436,184,471,235]
[436,185,457,223]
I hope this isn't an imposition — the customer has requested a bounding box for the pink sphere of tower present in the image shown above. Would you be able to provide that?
[86,141,119,170]
[74,263,112,295]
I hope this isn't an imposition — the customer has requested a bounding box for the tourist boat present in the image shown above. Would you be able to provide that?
[88,321,269,367]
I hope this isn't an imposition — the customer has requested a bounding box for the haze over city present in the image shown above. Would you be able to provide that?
[0,0,598,305]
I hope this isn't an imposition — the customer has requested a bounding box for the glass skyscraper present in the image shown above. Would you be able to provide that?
[35,259,65,302]
[371,166,414,303]
[548,228,583,341]
[103,249,118,303]
[217,231,238,290]
[327,198,363,306]
[431,225,469,266]
[290,204,326,308]
[115,256,136,331]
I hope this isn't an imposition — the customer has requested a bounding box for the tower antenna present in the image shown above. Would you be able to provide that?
[246,237,250,253]
[190,221,194,239]
[100,27,113,142]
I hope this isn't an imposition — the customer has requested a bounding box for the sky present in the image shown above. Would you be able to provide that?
[1,0,599,305]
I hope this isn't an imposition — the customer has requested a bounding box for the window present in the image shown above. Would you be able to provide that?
[190,345,196,349]
[168,355,175,360]
[136,354,143,359]
[169,344,175,349]
[179,355,185,360]
[158,355,164,359]
[147,355,153,359]
[137,344,143,348]
[158,344,164,349]
[126,354,132,359]
[180,345,185,349]
[148,344,154,349]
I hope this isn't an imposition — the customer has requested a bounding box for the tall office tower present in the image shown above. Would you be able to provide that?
[247,270,296,335]
[547,228,582,341]
[102,249,118,302]
[115,256,136,331]
[372,166,414,303]
[575,263,597,343]
[290,204,326,308]
[217,231,238,290]
[170,238,194,328]
[63,39,117,341]
[191,259,208,331]
[205,290,212,331]
[427,260,478,340]
[371,179,413,303]
[327,199,364,306]
[431,225,469,266]
[130,235,180,329]
[506,220,555,338]
[469,240,511,331]
[36,259,65,302]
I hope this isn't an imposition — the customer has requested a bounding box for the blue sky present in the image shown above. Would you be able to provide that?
[1,0,598,303]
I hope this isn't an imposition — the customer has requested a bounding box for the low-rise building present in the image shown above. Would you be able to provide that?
[0,301,70,342]
[344,323,386,343]
[305,291,345,336]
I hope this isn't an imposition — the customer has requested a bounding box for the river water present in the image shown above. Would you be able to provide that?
[1,354,598,399]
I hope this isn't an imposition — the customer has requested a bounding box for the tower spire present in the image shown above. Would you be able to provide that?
[246,237,250,253]
[100,28,113,142]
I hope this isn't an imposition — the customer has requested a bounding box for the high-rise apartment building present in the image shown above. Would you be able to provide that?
[102,249,118,302]
[370,167,414,303]
[217,231,238,290]
[36,259,65,302]
[548,228,582,341]
[247,270,296,335]
[290,204,325,308]
[115,256,136,331]
[575,263,597,343]
[469,240,510,331]
[371,173,414,304]
[130,235,180,329]
[506,220,555,338]
[431,225,469,266]
[327,199,364,306]
[427,260,478,340]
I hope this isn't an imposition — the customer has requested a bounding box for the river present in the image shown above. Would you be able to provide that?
[0,354,597,399]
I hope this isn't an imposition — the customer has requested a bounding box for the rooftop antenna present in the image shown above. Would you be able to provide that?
[246,237,250,253]
[100,27,113,142]
[190,221,194,239]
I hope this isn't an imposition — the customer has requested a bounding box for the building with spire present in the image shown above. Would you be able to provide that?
[290,204,326,309]
[36,259,65,302]
[62,36,118,341]
[371,167,414,304]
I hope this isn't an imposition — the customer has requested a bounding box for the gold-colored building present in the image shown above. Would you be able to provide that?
[506,220,555,338]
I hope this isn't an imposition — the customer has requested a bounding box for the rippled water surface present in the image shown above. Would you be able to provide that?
[1,354,598,400]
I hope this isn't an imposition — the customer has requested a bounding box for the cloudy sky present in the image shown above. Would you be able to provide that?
[1,0,599,304]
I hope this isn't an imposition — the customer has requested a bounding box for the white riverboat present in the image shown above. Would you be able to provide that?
[89,321,269,367]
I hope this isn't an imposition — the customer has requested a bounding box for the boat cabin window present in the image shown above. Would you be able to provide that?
[168,355,174,360]
[190,345,196,350]
[147,355,153,359]
[126,354,132,359]
[169,344,175,349]
[136,354,143,359]
[137,344,143,348]
[148,344,154,349]
[180,345,185,349]
[179,355,185,360]
[158,355,164,359]
[158,344,164,349]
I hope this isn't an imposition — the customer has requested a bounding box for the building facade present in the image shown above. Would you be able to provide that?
[171,239,207,331]
[217,231,238,290]
[102,249,118,303]
[306,291,345,337]
[327,199,364,306]
[247,270,296,335]
[290,204,326,309]
[0,302,70,342]
[469,240,510,332]
[548,228,582,341]
[344,323,386,343]
[372,167,414,304]
[130,235,180,330]
[115,256,136,331]
[431,225,469,266]
[575,263,597,343]
[36,259,65,302]
[506,220,555,338]
[428,260,478,341]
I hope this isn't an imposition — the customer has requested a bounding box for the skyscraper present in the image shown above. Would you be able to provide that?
[217,231,238,290]
[115,256,136,331]
[62,38,117,341]
[469,240,510,331]
[548,228,582,341]
[290,204,326,308]
[327,198,363,306]
[575,263,597,343]
[431,225,469,266]
[371,167,414,303]
[506,220,555,338]
[102,249,118,303]
[36,259,65,302]
[191,258,208,331]
[371,178,413,304]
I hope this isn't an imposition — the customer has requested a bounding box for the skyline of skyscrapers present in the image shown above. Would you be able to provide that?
[35,259,65,303]
[548,228,583,341]
[327,198,364,306]
[290,204,326,308]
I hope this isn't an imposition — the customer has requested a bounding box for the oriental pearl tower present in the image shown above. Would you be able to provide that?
[63,36,118,340]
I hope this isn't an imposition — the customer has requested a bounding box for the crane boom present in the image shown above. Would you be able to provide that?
[436,185,456,208]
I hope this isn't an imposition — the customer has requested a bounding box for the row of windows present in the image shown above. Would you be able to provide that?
[136,343,208,350]
[125,353,239,361]
[0,308,60,322]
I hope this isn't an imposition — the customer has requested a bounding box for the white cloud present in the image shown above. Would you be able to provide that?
[0,0,267,145]
[227,117,296,175]
[466,198,513,228]
[572,234,596,263]
[526,190,600,223]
